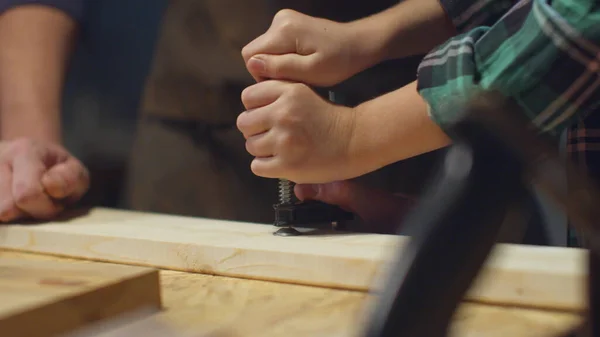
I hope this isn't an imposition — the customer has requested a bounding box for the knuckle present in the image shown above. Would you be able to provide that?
[278,132,296,148]
[241,45,251,60]
[274,9,296,23]
[236,113,246,133]
[240,86,253,107]
[274,11,299,34]
[250,160,265,177]
[236,113,251,137]
[288,82,309,96]
[277,133,304,160]
[276,108,298,127]
[245,139,256,156]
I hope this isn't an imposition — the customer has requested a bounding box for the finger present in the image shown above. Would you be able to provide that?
[41,157,90,203]
[247,54,313,83]
[237,106,275,139]
[11,151,62,219]
[241,80,289,110]
[0,163,25,222]
[250,156,282,179]
[241,29,296,65]
[245,131,276,158]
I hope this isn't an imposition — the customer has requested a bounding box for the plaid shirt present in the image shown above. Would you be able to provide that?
[416,0,600,246]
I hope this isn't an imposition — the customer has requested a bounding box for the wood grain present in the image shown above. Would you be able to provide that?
[0,250,161,337]
[0,207,587,311]
[66,268,586,337]
[7,252,584,337]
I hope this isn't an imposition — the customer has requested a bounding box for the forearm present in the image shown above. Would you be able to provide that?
[348,80,451,174]
[348,0,519,67]
[0,5,78,143]
[348,0,456,66]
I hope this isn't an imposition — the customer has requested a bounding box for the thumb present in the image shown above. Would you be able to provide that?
[247,54,311,82]
[41,157,90,203]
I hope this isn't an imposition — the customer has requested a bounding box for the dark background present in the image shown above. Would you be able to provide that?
[61,0,167,208]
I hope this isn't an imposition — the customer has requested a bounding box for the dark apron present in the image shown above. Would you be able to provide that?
[124,0,444,228]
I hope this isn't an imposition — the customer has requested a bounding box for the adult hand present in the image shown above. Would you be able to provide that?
[295,180,416,234]
[0,138,89,222]
[237,79,365,184]
[241,9,375,87]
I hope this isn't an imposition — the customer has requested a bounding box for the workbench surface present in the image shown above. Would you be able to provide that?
[2,251,582,337]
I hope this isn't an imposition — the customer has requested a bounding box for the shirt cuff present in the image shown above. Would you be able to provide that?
[0,0,85,22]
[416,28,487,131]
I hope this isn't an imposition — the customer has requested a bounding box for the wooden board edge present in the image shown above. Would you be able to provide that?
[0,207,588,312]
[0,268,162,337]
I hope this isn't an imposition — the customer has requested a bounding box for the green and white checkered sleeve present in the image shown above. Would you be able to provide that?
[417,0,600,138]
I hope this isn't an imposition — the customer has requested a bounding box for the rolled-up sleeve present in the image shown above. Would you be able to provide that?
[0,0,85,22]
[417,0,600,137]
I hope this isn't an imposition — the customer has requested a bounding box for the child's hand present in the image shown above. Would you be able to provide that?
[241,9,374,87]
[236,80,363,184]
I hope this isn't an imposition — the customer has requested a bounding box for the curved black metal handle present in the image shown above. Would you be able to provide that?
[362,91,600,337]
[359,93,539,337]
[362,122,527,337]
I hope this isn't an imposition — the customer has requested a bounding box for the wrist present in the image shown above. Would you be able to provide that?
[1,105,62,144]
[345,0,458,64]
[346,103,393,174]
[347,82,452,172]
[331,105,376,180]
[344,19,389,71]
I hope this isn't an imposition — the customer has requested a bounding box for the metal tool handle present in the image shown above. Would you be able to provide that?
[459,92,600,337]
[361,118,528,337]
[362,91,600,337]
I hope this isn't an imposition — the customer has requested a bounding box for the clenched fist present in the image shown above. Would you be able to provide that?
[242,9,374,87]
[0,138,89,222]
[237,80,364,184]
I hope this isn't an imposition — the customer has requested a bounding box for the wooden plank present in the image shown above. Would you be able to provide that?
[66,262,586,337]
[9,252,586,337]
[0,207,587,311]
[0,250,161,337]
[68,267,583,337]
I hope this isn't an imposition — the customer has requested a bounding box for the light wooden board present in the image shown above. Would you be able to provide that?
[9,252,585,337]
[68,266,584,337]
[0,207,588,311]
[0,250,161,337]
